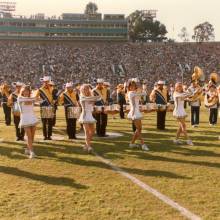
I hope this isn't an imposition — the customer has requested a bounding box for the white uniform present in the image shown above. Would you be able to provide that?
[127,91,144,120]
[18,97,38,128]
[78,96,100,124]
[173,92,187,118]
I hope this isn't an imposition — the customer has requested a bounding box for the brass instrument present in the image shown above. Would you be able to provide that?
[192,66,205,82]
[187,87,203,102]
[204,72,219,107]
[0,83,10,98]
[210,72,219,85]
[188,66,204,102]
[204,91,219,108]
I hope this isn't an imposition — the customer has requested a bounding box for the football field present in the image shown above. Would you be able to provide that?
[0,107,219,220]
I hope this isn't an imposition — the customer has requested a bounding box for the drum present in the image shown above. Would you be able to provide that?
[167,103,175,112]
[67,107,81,119]
[123,105,130,113]
[157,104,167,112]
[40,106,54,119]
[104,104,120,115]
[147,103,158,111]
[13,102,21,116]
[139,104,154,113]
[94,106,103,113]
[139,105,147,112]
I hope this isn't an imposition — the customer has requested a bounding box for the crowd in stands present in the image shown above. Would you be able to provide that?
[0,41,220,89]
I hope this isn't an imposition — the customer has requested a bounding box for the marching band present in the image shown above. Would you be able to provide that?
[0,66,220,158]
[59,82,79,140]
[35,76,55,140]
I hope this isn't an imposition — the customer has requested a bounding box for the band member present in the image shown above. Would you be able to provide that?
[168,83,175,104]
[127,80,149,151]
[150,80,168,130]
[18,85,38,159]
[93,79,110,137]
[173,82,193,145]
[49,81,58,127]
[117,84,126,119]
[35,76,54,140]
[0,82,12,125]
[205,84,219,126]
[141,82,150,105]
[59,82,79,139]
[183,84,188,109]
[79,84,101,153]
[187,81,202,127]
[103,82,112,103]
[7,82,25,141]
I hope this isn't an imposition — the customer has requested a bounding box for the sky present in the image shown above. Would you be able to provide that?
[14,0,220,41]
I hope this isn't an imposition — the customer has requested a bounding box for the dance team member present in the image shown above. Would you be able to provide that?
[173,82,193,145]
[18,85,38,159]
[127,80,149,151]
[79,84,101,153]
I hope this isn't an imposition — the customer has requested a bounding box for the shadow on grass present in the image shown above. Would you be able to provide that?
[0,144,27,159]
[0,165,87,189]
[56,156,190,179]
[3,141,86,157]
[92,135,220,170]
[130,152,220,169]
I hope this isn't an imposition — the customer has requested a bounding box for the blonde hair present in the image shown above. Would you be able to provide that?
[174,82,183,92]
[19,85,31,97]
[127,80,137,91]
[80,84,92,97]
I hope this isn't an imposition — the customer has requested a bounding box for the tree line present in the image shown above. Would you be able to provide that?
[85,2,215,43]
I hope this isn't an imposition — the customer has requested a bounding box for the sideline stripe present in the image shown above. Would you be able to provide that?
[94,152,202,220]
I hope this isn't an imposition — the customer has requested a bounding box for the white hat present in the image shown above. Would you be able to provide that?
[40,76,51,82]
[158,80,165,85]
[97,78,104,84]
[12,81,23,87]
[104,82,110,86]
[65,82,73,88]
[132,78,140,83]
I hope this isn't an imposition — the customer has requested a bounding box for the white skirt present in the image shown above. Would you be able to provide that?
[19,113,38,128]
[127,110,143,120]
[78,112,96,124]
[173,108,187,119]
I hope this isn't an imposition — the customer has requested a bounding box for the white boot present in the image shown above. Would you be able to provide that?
[173,139,182,145]
[29,151,36,159]
[141,144,149,151]
[186,140,194,146]
[129,143,139,149]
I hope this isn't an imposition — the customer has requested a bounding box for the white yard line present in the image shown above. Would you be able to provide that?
[94,152,202,220]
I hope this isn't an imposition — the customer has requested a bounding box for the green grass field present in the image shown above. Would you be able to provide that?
[0,106,219,220]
